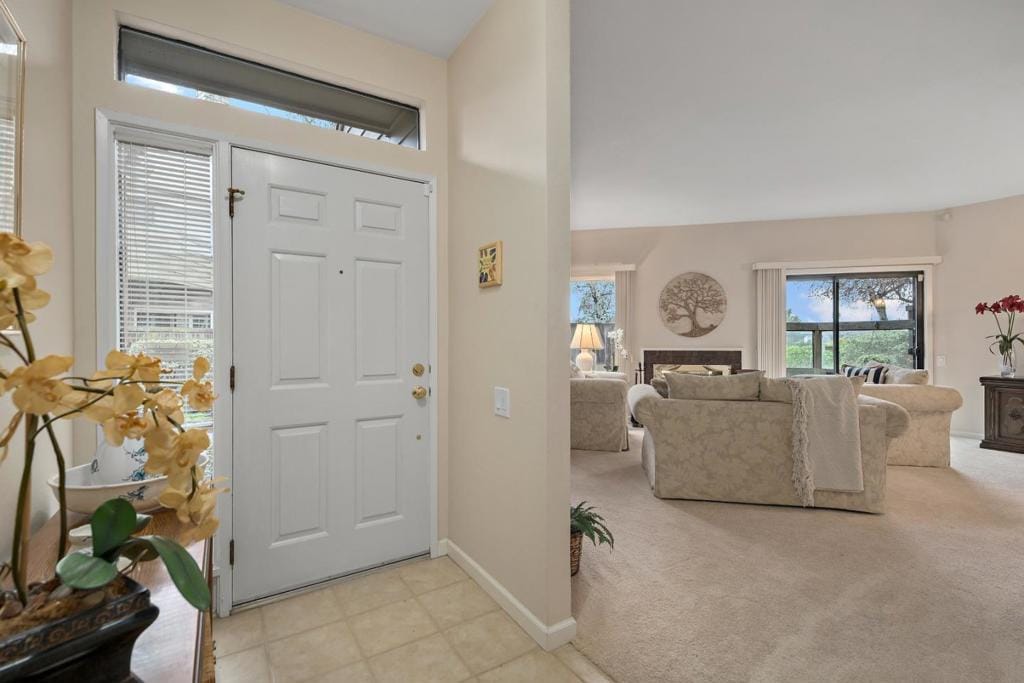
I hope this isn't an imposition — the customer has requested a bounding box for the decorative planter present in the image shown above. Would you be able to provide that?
[570,531,583,576]
[0,576,158,683]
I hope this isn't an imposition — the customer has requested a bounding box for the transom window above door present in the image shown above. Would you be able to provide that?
[785,272,925,376]
[117,27,421,149]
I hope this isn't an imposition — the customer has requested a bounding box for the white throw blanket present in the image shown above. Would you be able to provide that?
[790,377,863,506]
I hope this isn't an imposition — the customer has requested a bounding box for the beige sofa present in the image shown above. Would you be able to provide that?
[633,388,909,513]
[858,383,963,467]
[570,372,629,451]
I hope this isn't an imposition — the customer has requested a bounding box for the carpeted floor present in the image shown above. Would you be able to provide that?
[570,430,1024,683]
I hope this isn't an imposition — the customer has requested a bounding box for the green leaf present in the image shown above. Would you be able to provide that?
[124,536,210,611]
[91,499,140,559]
[119,538,158,563]
[56,551,118,590]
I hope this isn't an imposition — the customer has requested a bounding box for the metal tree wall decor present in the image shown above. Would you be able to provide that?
[658,272,727,337]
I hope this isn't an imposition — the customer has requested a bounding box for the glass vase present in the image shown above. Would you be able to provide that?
[1000,349,1016,378]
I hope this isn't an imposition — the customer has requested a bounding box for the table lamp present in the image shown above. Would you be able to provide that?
[571,323,604,372]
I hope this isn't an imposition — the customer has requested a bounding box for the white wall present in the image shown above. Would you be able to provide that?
[935,195,1024,436]
[69,0,451,539]
[0,0,74,559]
[448,0,573,646]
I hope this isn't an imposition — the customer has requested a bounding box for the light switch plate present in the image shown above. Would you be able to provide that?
[936,355,947,368]
[494,386,510,418]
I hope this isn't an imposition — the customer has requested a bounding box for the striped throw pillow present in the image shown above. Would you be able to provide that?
[841,364,888,384]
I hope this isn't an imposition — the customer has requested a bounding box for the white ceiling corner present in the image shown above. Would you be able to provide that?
[280,0,495,58]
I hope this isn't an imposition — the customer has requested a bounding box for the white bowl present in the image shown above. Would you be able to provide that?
[48,454,209,515]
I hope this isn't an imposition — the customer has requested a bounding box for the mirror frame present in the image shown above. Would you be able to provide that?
[0,0,24,236]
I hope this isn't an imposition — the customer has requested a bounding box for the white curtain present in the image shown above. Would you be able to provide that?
[614,270,635,381]
[755,267,787,378]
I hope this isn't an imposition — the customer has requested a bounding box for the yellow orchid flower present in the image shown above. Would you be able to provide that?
[4,355,74,414]
[101,411,151,446]
[0,275,50,329]
[145,426,210,474]
[0,233,54,277]
[96,350,163,384]
[180,356,215,412]
[146,388,184,424]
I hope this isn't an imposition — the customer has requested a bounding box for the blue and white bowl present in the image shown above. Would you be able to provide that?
[48,450,209,515]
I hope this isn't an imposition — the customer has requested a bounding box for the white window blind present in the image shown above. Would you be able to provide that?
[114,134,214,427]
[0,106,16,232]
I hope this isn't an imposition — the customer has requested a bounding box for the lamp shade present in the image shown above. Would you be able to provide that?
[570,323,605,350]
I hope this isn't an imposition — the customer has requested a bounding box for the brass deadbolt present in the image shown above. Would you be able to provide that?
[412,363,426,377]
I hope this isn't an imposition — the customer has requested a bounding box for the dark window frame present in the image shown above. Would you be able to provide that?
[786,271,925,374]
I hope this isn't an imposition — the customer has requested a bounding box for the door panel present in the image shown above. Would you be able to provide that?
[232,148,431,603]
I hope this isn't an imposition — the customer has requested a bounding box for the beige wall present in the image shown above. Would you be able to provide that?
[448,0,572,637]
[69,0,450,535]
[573,213,936,367]
[0,0,74,558]
[935,195,1024,435]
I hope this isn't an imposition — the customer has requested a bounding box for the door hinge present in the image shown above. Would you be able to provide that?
[228,187,246,218]
[229,365,236,391]
[229,539,235,566]
[423,182,434,197]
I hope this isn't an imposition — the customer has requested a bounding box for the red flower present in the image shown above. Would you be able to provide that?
[992,302,1003,313]
[976,302,988,314]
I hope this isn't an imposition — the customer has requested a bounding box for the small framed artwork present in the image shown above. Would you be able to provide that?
[478,240,503,288]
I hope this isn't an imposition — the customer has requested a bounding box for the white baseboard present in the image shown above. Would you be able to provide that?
[444,539,577,651]
[432,538,449,558]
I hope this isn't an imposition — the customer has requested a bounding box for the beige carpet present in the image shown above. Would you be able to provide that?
[570,431,1024,683]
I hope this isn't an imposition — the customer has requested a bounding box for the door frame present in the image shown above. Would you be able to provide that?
[95,109,441,617]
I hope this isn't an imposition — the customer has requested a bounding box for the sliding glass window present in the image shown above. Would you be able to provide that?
[785,272,924,376]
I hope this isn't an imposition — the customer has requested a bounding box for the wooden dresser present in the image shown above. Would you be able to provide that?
[28,509,214,682]
[981,375,1024,454]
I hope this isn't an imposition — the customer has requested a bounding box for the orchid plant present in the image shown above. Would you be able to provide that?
[607,328,629,367]
[0,233,225,611]
[975,295,1024,372]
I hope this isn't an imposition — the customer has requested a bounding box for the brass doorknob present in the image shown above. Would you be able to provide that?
[412,386,428,400]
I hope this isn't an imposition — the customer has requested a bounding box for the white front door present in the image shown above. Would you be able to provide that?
[231,148,431,603]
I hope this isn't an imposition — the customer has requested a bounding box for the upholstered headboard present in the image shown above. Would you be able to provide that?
[641,349,743,384]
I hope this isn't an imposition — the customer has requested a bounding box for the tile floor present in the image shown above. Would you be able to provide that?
[214,557,612,683]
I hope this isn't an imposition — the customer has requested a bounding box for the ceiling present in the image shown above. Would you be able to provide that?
[280,0,495,58]
[571,0,1024,230]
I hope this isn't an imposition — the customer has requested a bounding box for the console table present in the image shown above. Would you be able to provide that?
[27,508,214,682]
[980,375,1024,453]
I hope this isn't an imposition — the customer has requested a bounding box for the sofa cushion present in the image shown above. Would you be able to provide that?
[842,364,888,384]
[666,370,763,401]
[883,366,929,385]
[651,376,669,398]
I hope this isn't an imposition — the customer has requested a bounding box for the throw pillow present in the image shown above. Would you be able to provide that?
[666,370,763,401]
[759,377,793,403]
[651,376,669,398]
[884,366,929,385]
[841,364,888,384]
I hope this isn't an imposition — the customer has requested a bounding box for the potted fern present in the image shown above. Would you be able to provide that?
[0,233,225,680]
[570,502,613,576]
